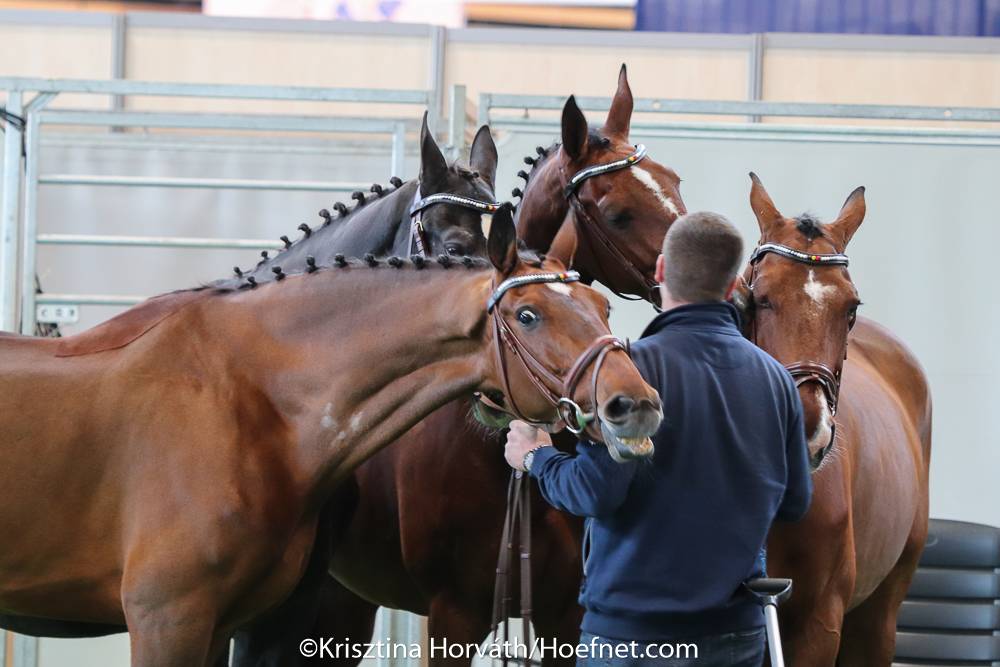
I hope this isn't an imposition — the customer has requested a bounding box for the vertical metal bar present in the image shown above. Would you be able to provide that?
[0,90,24,332]
[11,633,38,667]
[763,604,785,667]
[1,629,7,667]
[20,95,54,335]
[477,92,491,130]
[110,13,127,114]
[391,122,406,179]
[426,25,446,138]
[447,84,466,161]
[748,33,764,123]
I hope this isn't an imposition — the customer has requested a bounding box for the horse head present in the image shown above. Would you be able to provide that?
[480,205,663,461]
[515,64,686,306]
[737,172,866,469]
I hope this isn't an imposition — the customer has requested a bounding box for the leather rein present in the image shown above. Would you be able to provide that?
[745,242,851,457]
[561,144,662,307]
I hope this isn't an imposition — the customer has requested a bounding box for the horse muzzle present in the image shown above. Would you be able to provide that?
[598,394,662,462]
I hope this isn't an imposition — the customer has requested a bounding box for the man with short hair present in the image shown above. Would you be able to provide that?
[505,211,812,666]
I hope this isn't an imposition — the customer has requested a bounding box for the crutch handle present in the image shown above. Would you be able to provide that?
[745,577,792,605]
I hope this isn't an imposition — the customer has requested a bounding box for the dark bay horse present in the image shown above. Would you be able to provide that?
[230,65,688,667]
[0,207,663,667]
[736,174,931,666]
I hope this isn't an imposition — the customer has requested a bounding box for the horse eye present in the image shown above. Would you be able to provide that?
[446,245,461,256]
[848,304,859,329]
[756,295,772,310]
[516,308,540,327]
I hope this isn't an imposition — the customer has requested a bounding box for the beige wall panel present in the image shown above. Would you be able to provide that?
[762,49,1000,128]
[446,42,747,102]
[0,25,110,108]
[124,28,430,117]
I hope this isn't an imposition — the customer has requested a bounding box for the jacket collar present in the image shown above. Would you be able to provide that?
[640,301,743,339]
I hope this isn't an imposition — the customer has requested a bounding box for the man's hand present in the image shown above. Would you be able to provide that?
[505,420,552,471]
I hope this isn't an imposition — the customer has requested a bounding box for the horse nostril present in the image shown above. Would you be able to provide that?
[603,395,636,422]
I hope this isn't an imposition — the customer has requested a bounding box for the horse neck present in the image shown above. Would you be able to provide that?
[239,180,419,286]
[515,154,569,252]
[219,265,491,502]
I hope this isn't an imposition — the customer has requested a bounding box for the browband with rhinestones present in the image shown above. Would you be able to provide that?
[564,144,647,198]
[749,242,850,267]
[409,193,501,218]
[487,271,581,313]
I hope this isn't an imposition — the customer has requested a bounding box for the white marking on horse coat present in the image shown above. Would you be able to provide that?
[631,167,680,217]
[350,413,364,433]
[546,283,572,296]
[804,269,836,309]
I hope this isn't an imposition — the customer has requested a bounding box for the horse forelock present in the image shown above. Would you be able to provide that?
[794,213,826,241]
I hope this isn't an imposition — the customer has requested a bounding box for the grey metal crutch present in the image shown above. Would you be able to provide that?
[745,577,793,667]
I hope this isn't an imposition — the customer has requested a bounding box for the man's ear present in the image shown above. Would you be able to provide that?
[469,124,498,190]
[561,95,589,161]
[654,254,666,285]
[419,111,448,195]
[487,203,519,276]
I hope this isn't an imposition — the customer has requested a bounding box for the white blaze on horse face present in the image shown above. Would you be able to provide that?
[350,412,364,434]
[631,167,680,218]
[320,402,336,430]
[546,283,572,296]
[803,269,837,311]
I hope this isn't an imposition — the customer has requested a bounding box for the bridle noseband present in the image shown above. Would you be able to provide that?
[408,191,501,257]
[484,270,628,436]
[746,243,851,459]
[560,144,662,307]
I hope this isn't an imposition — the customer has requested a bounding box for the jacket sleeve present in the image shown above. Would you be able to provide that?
[528,441,638,519]
[776,388,813,522]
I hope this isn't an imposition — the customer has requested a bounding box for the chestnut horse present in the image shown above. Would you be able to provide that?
[736,174,931,666]
[0,110,501,647]
[230,65,687,666]
[0,206,664,667]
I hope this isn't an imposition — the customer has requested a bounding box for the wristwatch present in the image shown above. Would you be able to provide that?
[523,446,545,473]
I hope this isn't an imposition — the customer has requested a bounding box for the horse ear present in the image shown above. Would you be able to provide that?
[547,209,579,269]
[749,172,784,235]
[419,111,448,195]
[602,63,633,140]
[561,95,589,161]
[829,186,866,249]
[469,124,498,190]
[487,203,519,276]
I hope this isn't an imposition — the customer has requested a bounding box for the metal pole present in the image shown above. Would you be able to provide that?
[19,93,54,335]
[391,122,407,179]
[0,90,24,332]
[477,92,491,130]
[748,33,764,123]
[763,604,785,667]
[447,84,467,161]
[11,632,38,667]
[426,24,446,137]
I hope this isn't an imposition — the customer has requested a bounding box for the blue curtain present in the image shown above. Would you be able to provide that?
[635,0,1000,36]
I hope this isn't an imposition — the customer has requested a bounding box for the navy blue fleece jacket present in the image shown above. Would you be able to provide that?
[529,302,812,641]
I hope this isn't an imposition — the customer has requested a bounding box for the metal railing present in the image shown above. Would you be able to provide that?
[475,92,1000,147]
[0,77,437,334]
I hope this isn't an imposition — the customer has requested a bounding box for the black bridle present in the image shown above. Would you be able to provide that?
[560,144,662,307]
[745,242,852,461]
[408,191,501,257]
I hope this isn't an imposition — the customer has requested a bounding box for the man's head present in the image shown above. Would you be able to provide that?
[654,211,744,308]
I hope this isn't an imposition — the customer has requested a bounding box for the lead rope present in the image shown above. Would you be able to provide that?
[492,470,532,667]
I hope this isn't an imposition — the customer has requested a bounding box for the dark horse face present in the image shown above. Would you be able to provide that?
[418,117,497,259]
[734,174,866,469]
